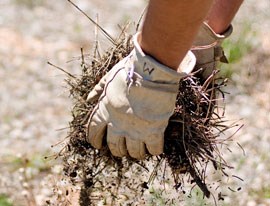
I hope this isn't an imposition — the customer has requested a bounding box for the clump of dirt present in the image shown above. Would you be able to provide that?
[57,4,236,204]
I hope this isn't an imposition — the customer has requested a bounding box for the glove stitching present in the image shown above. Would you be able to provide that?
[191,41,218,51]
[87,67,126,135]
[126,63,142,94]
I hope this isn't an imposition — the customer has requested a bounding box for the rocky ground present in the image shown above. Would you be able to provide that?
[0,0,269,205]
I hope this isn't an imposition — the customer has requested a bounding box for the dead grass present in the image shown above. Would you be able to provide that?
[52,2,241,205]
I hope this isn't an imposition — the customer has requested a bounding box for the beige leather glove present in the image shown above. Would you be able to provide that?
[192,22,233,79]
[86,33,196,159]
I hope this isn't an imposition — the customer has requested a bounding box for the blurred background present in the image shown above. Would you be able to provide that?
[0,0,269,205]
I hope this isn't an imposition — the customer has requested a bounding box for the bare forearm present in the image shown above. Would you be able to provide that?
[139,0,213,70]
[206,0,244,34]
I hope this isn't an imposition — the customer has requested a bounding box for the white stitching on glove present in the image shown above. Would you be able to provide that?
[86,33,196,159]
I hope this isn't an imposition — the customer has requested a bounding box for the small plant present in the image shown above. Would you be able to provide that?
[0,194,13,206]
[8,153,52,173]
[220,21,257,78]
[184,188,209,206]
[2,153,53,206]
[148,188,168,206]
[250,187,270,199]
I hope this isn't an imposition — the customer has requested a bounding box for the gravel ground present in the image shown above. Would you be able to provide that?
[0,0,269,205]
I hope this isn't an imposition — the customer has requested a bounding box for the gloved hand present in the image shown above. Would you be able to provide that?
[192,22,233,79]
[86,33,196,159]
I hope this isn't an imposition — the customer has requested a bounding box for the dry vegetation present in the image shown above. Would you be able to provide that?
[58,3,241,205]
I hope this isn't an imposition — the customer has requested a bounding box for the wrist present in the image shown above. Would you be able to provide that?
[133,33,196,84]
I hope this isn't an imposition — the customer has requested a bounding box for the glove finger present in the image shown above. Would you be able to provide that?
[145,133,164,156]
[87,109,107,149]
[87,72,108,103]
[126,137,146,160]
[107,124,127,157]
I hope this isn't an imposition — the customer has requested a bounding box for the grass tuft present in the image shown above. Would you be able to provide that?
[0,195,13,206]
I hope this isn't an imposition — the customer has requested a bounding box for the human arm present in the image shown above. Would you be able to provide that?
[140,0,214,70]
[86,0,244,160]
[206,0,244,34]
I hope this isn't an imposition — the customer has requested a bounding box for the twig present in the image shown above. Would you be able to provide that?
[189,166,210,198]
[136,6,147,32]
[47,61,77,79]
[67,0,116,45]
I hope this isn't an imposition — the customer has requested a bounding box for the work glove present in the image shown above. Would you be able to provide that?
[86,33,196,159]
[192,22,233,79]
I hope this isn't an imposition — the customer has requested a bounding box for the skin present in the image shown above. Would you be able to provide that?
[139,0,214,70]
[206,0,244,34]
[139,0,244,70]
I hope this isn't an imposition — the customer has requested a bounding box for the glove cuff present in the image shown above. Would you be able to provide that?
[193,22,233,47]
[192,22,233,78]
[131,32,196,84]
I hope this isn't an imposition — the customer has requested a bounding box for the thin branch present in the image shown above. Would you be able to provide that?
[47,61,77,79]
[67,0,116,45]
[136,6,147,31]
